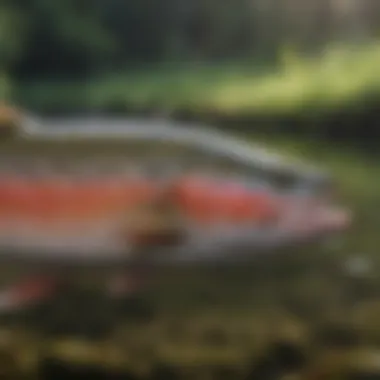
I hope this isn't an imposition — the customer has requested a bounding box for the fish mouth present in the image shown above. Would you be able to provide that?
[314,206,353,235]
[280,203,352,235]
[311,206,352,251]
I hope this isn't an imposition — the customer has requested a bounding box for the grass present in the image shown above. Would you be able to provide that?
[16,41,380,117]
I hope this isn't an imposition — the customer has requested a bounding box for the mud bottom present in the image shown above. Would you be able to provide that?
[0,287,156,340]
[39,357,182,380]
[37,340,308,380]
[39,357,139,380]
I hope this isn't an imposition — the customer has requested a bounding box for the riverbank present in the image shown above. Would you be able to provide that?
[13,42,380,142]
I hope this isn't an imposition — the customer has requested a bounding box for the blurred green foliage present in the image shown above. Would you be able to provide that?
[0,0,379,141]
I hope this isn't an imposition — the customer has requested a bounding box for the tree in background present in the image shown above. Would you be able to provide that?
[2,0,379,81]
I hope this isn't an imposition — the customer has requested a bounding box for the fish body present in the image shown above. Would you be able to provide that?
[0,115,351,312]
